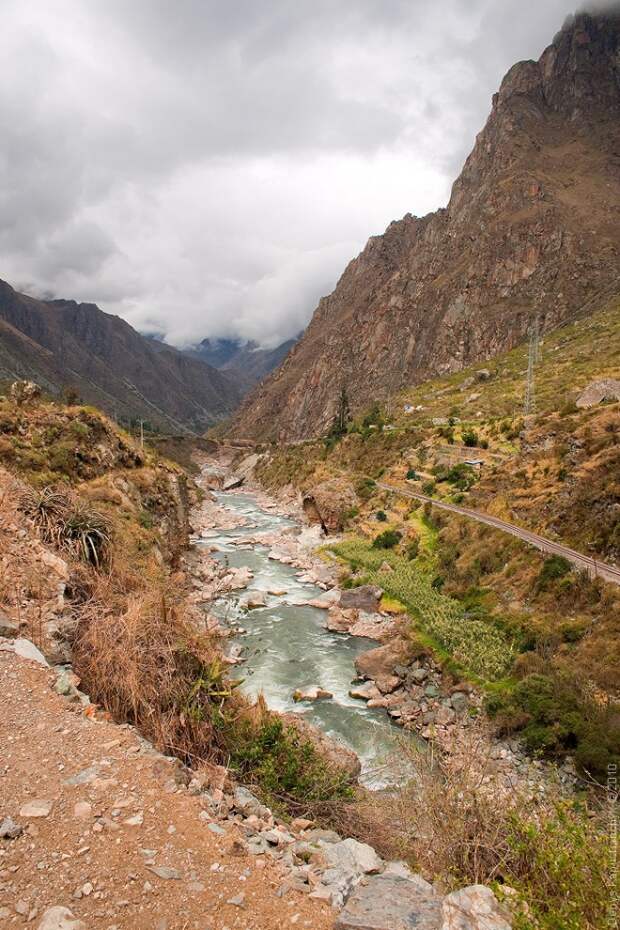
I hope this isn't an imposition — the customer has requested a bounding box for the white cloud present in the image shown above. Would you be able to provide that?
[0,0,581,346]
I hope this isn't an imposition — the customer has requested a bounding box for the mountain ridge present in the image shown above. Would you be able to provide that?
[232,9,620,441]
[0,279,241,432]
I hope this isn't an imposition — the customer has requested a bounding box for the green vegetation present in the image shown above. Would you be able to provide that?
[372,529,402,549]
[19,486,111,567]
[228,715,354,814]
[331,538,514,680]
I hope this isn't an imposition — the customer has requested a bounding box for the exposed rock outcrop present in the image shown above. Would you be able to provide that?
[233,11,620,441]
[302,478,358,533]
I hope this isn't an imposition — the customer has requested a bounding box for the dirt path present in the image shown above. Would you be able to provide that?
[0,651,334,930]
[376,482,620,587]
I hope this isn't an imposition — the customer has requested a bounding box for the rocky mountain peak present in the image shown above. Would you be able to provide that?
[232,10,620,442]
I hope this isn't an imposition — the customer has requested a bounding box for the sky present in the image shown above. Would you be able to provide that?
[0,0,598,348]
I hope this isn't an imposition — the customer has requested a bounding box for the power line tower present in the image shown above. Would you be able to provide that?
[523,316,540,416]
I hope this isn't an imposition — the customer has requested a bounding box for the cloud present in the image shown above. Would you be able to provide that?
[0,0,582,347]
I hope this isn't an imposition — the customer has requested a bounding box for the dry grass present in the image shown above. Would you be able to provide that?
[72,590,243,764]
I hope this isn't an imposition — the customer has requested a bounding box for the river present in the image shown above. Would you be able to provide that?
[198,488,412,789]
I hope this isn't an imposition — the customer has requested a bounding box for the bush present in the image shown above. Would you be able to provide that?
[535,555,572,592]
[19,486,111,567]
[406,468,418,480]
[421,480,436,495]
[487,672,620,777]
[355,477,376,501]
[372,529,402,549]
[376,510,388,522]
[406,538,420,560]
[462,429,479,447]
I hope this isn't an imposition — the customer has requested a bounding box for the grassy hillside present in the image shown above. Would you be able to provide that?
[253,298,620,776]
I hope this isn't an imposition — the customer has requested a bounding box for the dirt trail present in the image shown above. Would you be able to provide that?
[0,651,334,930]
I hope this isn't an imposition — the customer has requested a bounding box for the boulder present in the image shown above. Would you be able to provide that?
[302,478,358,533]
[349,681,382,702]
[576,378,620,408]
[318,837,383,876]
[9,639,48,667]
[326,606,358,633]
[293,686,333,702]
[233,786,271,820]
[441,885,512,930]
[340,585,383,613]
[222,473,244,490]
[355,639,411,682]
[335,873,441,930]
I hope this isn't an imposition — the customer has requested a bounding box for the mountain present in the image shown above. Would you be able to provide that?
[189,336,298,394]
[0,279,241,433]
[233,10,620,442]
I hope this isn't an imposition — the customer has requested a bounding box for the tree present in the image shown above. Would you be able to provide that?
[327,385,350,440]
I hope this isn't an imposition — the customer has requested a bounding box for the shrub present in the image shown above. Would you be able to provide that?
[20,486,111,567]
[355,477,376,501]
[372,529,402,549]
[406,468,418,480]
[406,538,420,560]
[422,480,436,495]
[535,555,572,592]
[462,429,479,447]
[376,510,387,522]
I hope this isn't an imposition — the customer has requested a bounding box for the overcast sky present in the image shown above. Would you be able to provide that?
[0,1,593,348]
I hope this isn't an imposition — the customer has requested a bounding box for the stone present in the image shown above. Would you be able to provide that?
[242,592,267,609]
[37,908,86,930]
[576,378,620,408]
[11,639,49,666]
[311,867,358,908]
[349,681,381,702]
[450,691,469,714]
[424,684,440,699]
[233,786,271,820]
[355,640,410,682]
[318,838,383,876]
[326,606,357,633]
[147,865,182,880]
[335,874,441,930]
[441,885,512,929]
[20,799,53,818]
[73,802,92,820]
[293,686,333,702]
[227,893,246,907]
[340,585,383,613]
[375,674,400,694]
[0,816,23,839]
[222,473,244,490]
[410,667,428,683]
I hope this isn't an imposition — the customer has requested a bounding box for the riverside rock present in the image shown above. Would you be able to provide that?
[339,585,383,613]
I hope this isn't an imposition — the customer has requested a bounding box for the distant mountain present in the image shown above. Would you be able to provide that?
[189,336,297,393]
[0,279,241,433]
[233,11,620,441]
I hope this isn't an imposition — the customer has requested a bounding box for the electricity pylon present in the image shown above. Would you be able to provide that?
[523,316,539,416]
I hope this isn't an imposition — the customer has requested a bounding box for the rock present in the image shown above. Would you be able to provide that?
[355,640,411,682]
[435,705,456,726]
[311,868,358,908]
[326,607,357,633]
[233,786,271,820]
[20,799,54,818]
[0,610,18,638]
[349,681,381,702]
[576,378,620,408]
[450,691,469,714]
[304,828,342,844]
[424,684,440,699]
[37,908,86,930]
[11,638,49,666]
[222,473,244,490]
[410,667,429,683]
[73,802,92,820]
[227,893,246,907]
[475,369,492,381]
[340,585,383,613]
[147,865,182,880]
[302,479,358,534]
[0,816,23,839]
[441,885,512,929]
[241,591,267,609]
[293,686,333,702]
[319,838,383,876]
[375,674,400,694]
[335,874,441,929]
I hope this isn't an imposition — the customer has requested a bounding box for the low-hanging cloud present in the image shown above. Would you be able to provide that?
[0,0,584,347]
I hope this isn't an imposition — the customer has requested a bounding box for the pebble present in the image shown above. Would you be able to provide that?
[19,799,54,818]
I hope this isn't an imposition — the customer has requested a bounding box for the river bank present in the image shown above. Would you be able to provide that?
[187,456,578,801]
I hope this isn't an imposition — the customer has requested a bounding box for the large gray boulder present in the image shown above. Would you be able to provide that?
[576,378,620,408]
[335,873,442,929]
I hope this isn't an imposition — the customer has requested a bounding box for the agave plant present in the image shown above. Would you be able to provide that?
[19,487,71,548]
[61,502,111,567]
[19,486,111,567]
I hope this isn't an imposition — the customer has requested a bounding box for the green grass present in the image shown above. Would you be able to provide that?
[330,538,515,681]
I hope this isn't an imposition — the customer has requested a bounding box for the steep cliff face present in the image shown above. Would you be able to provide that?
[233,11,620,441]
